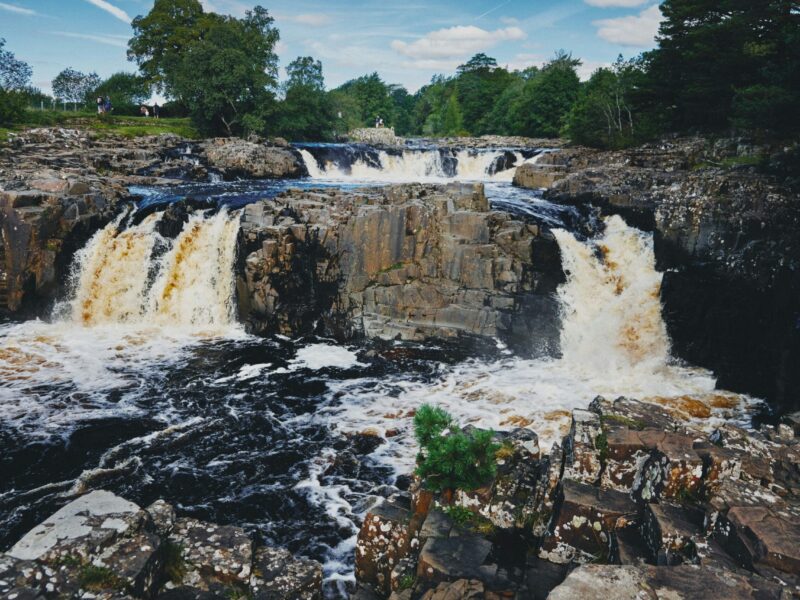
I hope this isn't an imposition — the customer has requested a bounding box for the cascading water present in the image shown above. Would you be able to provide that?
[298,145,540,182]
[64,209,240,330]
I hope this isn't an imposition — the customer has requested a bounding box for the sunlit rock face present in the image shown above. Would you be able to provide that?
[237,182,565,352]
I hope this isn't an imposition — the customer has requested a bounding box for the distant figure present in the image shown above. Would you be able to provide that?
[103,97,112,113]
[378,117,384,128]
[96,97,104,114]
[375,116,380,128]
[140,105,149,117]
[152,102,160,119]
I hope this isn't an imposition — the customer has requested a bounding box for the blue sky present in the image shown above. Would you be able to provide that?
[0,0,663,95]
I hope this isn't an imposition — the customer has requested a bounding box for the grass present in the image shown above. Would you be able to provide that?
[2,109,199,142]
[79,565,127,592]
[693,154,765,171]
[162,540,187,584]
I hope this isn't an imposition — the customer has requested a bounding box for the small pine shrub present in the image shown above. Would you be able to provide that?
[414,404,499,492]
[414,404,453,446]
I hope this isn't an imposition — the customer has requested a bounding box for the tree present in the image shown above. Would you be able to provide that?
[128,0,215,95]
[0,38,32,91]
[145,4,280,135]
[441,93,465,136]
[335,73,394,127]
[646,0,800,132]
[52,68,101,110]
[510,51,581,137]
[276,56,334,141]
[389,84,415,136]
[455,53,514,134]
[92,72,151,114]
[564,56,659,148]
[0,38,32,125]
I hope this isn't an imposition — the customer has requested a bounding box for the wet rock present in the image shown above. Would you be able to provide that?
[520,556,569,600]
[7,491,146,563]
[416,534,494,587]
[548,563,786,599]
[512,163,567,189]
[201,138,303,179]
[723,506,800,575]
[539,479,638,565]
[563,410,603,485]
[167,518,253,593]
[418,578,484,600]
[632,431,705,503]
[641,503,704,566]
[355,499,421,596]
[249,546,322,599]
[146,500,176,537]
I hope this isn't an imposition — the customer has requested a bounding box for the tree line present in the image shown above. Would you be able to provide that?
[1,0,798,147]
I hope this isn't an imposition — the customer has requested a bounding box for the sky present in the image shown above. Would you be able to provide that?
[0,0,664,95]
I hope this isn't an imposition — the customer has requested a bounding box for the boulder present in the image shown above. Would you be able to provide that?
[249,546,322,599]
[201,139,304,179]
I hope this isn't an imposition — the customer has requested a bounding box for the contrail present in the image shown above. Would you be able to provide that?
[475,0,513,20]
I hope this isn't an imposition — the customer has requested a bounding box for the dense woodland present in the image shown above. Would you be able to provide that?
[1,0,799,148]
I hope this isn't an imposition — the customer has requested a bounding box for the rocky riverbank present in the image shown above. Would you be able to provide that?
[514,137,800,412]
[352,397,800,599]
[0,129,304,314]
[0,490,323,599]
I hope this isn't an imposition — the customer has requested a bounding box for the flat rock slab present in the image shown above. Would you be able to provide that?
[249,546,322,599]
[548,564,785,599]
[726,506,800,575]
[417,535,493,584]
[169,518,253,591]
[7,491,144,562]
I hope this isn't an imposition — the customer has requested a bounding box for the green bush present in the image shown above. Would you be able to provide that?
[0,89,26,126]
[413,405,499,492]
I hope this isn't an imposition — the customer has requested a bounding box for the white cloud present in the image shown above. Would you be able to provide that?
[50,31,129,48]
[593,4,662,47]
[83,0,131,24]
[499,16,519,25]
[283,13,332,27]
[0,2,37,16]
[576,59,612,80]
[391,25,525,60]
[584,0,648,7]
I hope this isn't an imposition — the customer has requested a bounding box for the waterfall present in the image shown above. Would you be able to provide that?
[553,215,671,375]
[299,145,539,182]
[65,209,240,330]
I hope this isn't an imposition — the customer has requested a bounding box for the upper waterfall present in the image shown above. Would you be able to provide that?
[297,143,544,182]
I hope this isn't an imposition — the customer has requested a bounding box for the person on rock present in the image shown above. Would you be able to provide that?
[96,97,104,114]
[103,97,112,113]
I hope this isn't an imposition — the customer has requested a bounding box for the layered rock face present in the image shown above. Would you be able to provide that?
[516,138,800,411]
[0,129,304,314]
[353,398,800,599]
[237,183,564,350]
[0,491,322,599]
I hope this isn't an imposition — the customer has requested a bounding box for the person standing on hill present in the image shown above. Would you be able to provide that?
[96,96,104,114]
[153,102,160,119]
[104,97,112,113]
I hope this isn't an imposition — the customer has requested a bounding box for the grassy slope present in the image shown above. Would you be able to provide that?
[1,110,199,141]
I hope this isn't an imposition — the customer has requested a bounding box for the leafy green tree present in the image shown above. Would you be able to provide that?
[455,53,514,135]
[52,68,101,110]
[482,70,532,135]
[334,73,394,127]
[128,0,217,95]
[389,84,415,136]
[277,56,334,140]
[646,0,800,132]
[510,51,581,137]
[145,0,279,135]
[91,72,151,111]
[0,38,32,91]
[441,93,465,136]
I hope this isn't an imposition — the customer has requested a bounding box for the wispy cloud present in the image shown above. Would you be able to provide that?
[277,13,332,27]
[593,4,662,46]
[83,0,131,24]
[0,2,37,16]
[585,0,648,7]
[50,31,129,48]
[475,0,512,21]
[392,25,525,60]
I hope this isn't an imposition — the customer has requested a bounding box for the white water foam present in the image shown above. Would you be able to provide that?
[299,147,540,183]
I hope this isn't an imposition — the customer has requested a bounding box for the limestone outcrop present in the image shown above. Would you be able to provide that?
[352,398,800,599]
[200,137,305,179]
[0,490,323,599]
[237,183,564,350]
